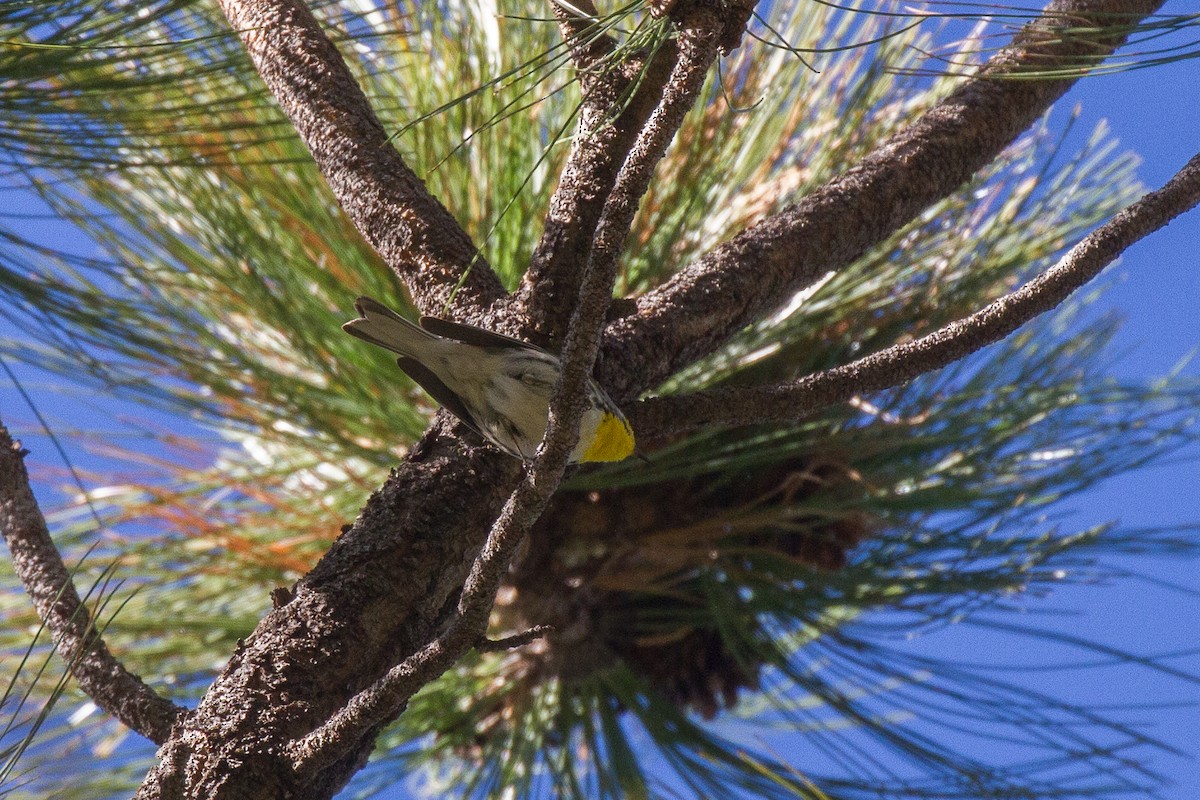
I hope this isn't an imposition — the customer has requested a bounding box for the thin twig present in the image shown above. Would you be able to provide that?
[598,0,1166,400]
[630,150,1200,436]
[214,0,508,322]
[476,625,554,653]
[0,421,184,744]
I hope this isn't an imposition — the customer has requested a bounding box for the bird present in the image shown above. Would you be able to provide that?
[342,296,635,463]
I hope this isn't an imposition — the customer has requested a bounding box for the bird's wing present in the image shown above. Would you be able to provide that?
[419,315,547,353]
[394,356,485,439]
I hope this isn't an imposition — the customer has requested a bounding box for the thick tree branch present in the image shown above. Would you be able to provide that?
[215,0,508,321]
[136,429,521,800]
[0,421,184,745]
[288,417,582,774]
[630,151,1200,436]
[598,0,1166,399]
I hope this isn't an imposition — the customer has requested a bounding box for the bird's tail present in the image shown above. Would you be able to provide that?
[342,296,435,358]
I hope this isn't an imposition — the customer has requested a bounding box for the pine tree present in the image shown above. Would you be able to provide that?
[1,1,1198,798]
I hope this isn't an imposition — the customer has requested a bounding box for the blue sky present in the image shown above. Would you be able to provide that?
[910,5,1200,794]
[1059,16,1200,799]
[2,3,1199,798]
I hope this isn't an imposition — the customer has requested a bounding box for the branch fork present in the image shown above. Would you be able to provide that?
[3,1,1184,798]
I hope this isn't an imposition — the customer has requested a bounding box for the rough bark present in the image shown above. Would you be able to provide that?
[517,0,756,343]
[0,421,184,744]
[596,0,1167,400]
[516,0,680,343]
[629,151,1200,435]
[135,424,519,799]
[135,3,726,797]
[214,0,509,324]
[105,0,1165,797]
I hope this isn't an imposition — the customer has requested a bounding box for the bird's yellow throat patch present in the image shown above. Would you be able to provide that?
[582,412,635,463]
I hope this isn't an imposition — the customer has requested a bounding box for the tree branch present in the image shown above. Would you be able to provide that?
[598,0,1167,399]
[475,624,554,653]
[630,150,1200,436]
[135,429,521,799]
[287,425,581,774]
[516,0,679,342]
[574,2,724,359]
[130,0,707,792]
[214,0,508,321]
[0,420,184,745]
[549,0,618,86]
[520,0,757,343]
[287,3,729,775]
[131,2,1164,797]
